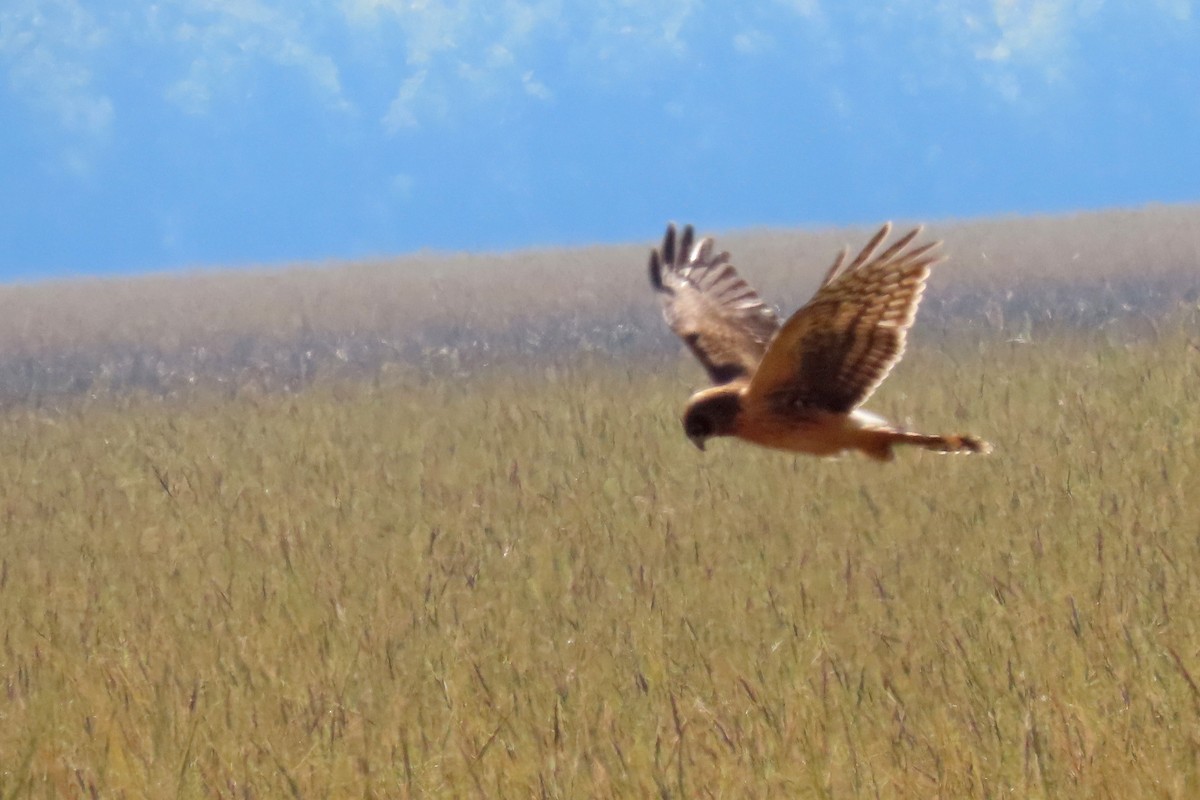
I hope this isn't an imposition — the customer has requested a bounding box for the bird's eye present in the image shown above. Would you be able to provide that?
[685,414,713,438]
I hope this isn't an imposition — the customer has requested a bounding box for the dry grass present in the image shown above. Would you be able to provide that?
[2,207,1199,797]
[3,309,1200,796]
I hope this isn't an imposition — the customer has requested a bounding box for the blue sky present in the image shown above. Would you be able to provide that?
[2,1,1198,280]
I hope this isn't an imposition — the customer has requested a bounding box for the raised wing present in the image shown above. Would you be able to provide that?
[650,223,780,385]
[745,223,943,412]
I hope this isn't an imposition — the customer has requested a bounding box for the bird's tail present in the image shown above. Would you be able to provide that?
[862,430,992,462]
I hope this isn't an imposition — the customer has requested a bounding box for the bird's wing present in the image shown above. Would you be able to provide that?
[745,223,943,412]
[650,223,780,385]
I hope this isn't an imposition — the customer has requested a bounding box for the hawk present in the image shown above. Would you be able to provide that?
[649,222,990,461]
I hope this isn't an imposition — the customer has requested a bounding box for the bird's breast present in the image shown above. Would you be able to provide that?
[733,403,856,456]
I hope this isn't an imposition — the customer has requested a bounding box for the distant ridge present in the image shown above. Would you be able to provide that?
[0,204,1196,404]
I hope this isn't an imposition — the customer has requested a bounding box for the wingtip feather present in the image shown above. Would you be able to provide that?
[649,249,664,290]
[846,222,893,272]
[661,223,677,266]
[679,225,695,265]
[822,246,849,287]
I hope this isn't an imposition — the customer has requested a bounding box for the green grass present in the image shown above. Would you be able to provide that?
[2,321,1199,798]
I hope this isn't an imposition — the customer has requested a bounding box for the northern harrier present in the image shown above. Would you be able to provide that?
[649,222,990,461]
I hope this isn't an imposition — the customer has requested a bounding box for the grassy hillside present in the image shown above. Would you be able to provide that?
[0,204,1196,402]
[1,207,1199,797]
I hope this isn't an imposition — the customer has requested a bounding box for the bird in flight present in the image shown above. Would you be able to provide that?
[649,222,990,461]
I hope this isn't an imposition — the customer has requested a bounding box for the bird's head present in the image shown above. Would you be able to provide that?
[682,387,742,451]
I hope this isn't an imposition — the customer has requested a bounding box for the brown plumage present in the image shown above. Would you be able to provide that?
[649,222,990,461]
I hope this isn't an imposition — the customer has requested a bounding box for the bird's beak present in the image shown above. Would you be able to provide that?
[688,435,706,452]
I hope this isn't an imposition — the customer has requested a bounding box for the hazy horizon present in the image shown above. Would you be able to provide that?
[1,200,1195,287]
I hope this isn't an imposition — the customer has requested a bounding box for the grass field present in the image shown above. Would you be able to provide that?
[3,320,1200,798]
[2,208,1200,797]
